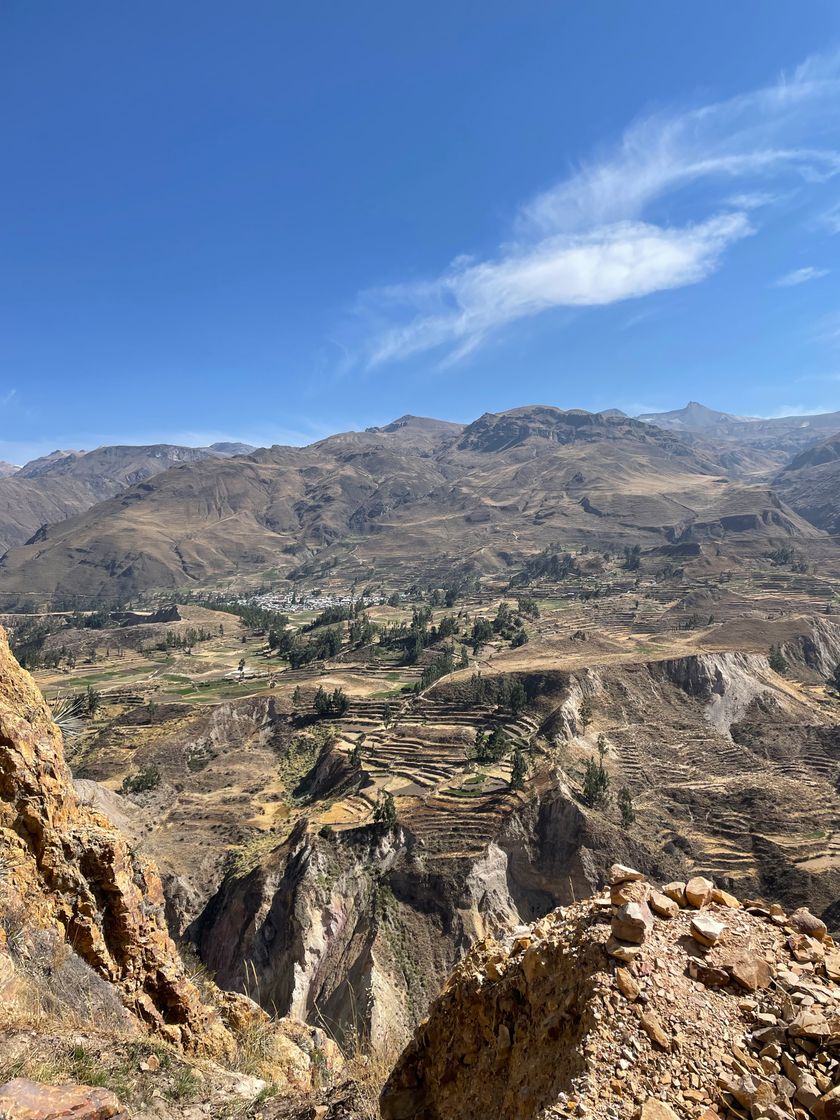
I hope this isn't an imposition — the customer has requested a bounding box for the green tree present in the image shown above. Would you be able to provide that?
[617,786,635,827]
[383,702,393,728]
[292,685,302,707]
[832,663,840,695]
[373,790,397,829]
[510,747,527,791]
[331,687,349,716]
[314,686,331,717]
[85,685,101,716]
[470,617,494,654]
[581,756,610,809]
[579,697,593,732]
[768,644,788,675]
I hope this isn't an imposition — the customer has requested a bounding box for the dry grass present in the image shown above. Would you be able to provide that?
[340,1029,403,1120]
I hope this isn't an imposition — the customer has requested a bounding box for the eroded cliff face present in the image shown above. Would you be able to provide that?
[192,780,677,1047]
[0,628,232,1053]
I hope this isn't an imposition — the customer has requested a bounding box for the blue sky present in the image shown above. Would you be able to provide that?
[3,1,840,462]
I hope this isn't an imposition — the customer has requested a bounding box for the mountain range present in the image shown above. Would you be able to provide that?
[2,402,839,607]
[0,441,255,554]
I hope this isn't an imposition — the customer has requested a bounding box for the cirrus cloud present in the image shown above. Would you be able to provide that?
[354,50,840,368]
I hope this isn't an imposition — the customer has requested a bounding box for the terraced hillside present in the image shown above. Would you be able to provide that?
[22,548,840,1046]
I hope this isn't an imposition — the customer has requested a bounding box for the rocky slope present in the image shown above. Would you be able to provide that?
[0,629,342,1113]
[182,613,840,1053]
[0,407,825,606]
[0,442,254,555]
[774,436,840,536]
[380,865,840,1120]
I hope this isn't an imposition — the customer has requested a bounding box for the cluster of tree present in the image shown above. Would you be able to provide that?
[313,685,349,717]
[473,725,510,764]
[832,663,840,695]
[121,765,161,794]
[769,644,788,675]
[417,644,468,691]
[623,544,642,571]
[490,601,529,646]
[462,672,531,716]
[516,595,540,619]
[509,746,527,790]
[510,545,579,587]
[579,734,635,827]
[196,597,289,633]
[767,546,808,573]
[380,606,462,665]
[68,609,112,630]
[286,626,343,668]
[159,626,215,651]
[302,602,362,631]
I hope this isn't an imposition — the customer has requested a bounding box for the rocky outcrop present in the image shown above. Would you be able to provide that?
[192,780,680,1047]
[381,872,840,1120]
[0,628,230,1053]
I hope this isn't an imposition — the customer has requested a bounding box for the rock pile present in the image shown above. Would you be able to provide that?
[380,865,840,1120]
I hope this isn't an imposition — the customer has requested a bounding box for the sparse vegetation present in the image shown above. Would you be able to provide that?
[121,765,161,794]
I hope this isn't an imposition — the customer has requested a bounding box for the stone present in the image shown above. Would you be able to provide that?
[649,890,679,919]
[813,1085,840,1120]
[612,901,654,944]
[687,956,730,987]
[636,1101,679,1120]
[690,913,725,946]
[0,1079,127,1119]
[711,888,741,908]
[685,877,714,909]
[615,967,641,1001]
[727,954,774,992]
[611,879,649,907]
[606,936,642,962]
[139,1054,160,1072]
[790,909,827,942]
[662,881,687,907]
[610,863,645,885]
[795,1073,822,1111]
[788,1009,831,1041]
[638,1008,672,1051]
[719,1071,761,1110]
[823,952,840,982]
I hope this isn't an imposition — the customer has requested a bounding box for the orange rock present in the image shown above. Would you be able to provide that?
[0,629,230,1055]
[0,1078,127,1119]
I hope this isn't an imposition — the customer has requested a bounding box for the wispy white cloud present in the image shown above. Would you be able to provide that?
[364,215,751,367]
[821,200,840,233]
[0,389,17,407]
[774,265,830,286]
[355,50,840,368]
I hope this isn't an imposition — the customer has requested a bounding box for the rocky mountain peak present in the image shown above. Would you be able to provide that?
[381,866,840,1120]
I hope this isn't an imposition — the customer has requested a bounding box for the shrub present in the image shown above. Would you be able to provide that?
[121,766,161,795]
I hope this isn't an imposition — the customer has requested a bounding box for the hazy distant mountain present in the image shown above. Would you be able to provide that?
[773,433,840,535]
[637,401,757,434]
[0,462,20,479]
[0,406,821,607]
[638,402,840,475]
[0,442,256,554]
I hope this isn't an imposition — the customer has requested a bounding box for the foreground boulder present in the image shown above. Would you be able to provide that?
[0,1079,127,1120]
[380,876,840,1120]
